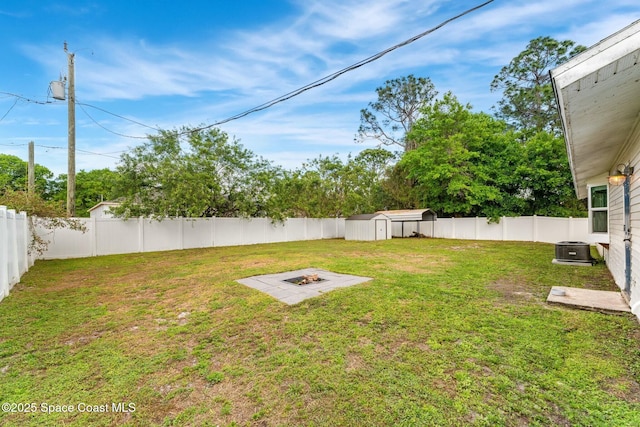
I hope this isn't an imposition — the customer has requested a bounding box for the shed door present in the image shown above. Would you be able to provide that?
[375,220,387,240]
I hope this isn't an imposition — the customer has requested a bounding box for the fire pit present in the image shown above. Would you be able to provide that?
[236,268,372,305]
[284,274,325,286]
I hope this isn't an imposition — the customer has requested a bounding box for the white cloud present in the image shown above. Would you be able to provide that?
[557,14,640,46]
[10,0,640,176]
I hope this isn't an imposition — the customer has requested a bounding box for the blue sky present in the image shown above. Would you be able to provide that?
[1,0,639,176]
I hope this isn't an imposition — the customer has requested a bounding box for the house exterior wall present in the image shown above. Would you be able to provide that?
[609,120,640,315]
[608,184,625,288]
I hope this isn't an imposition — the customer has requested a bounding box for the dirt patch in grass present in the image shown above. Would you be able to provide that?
[449,243,482,251]
[488,278,537,301]
[604,377,640,402]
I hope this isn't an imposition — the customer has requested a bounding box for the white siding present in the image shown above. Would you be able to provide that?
[609,119,640,315]
[608,184,625,289]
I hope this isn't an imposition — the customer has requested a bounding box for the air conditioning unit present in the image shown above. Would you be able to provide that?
[553,241,595,266]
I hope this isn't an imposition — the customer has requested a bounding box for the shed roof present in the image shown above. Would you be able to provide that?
[551,19,640,199]
[87,201,121,212]
[346,213,388,221]
[375,209,436,221]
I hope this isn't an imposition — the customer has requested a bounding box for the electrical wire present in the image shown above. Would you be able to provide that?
[0,98,19,122]
[0,142,122,160]
[0,91,52,105]
[38,144,122,159]
[0,1,493,141]
[77,102,150,139]
[77,102,162,131]
[191,0,494,132]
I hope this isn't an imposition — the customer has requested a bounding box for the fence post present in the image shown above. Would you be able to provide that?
[502,216,507,241]
[533,215,538,243]
[0,206,8,299]
[568,216,574,241]
[8,209,19,288]
[89,216,97,257]
[263,217,268,244]
[475,216,480,240]
[211,217,216,248]
[179,217,184,250]
[138,217,144,253]
[19,212,29,274]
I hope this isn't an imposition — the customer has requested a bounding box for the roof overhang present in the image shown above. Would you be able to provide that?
[346,213,388,221]
[551,19,640,199]
[87,201,120,212]
[375,209,437,221]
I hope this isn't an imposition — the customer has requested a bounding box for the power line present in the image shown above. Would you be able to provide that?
[0,142,122,160]
[1,1,493,141]
[192,0,494,132]
[0,98,19,122]
[77,102,162,131]
[0,91,52,105]
[78,102,151,139]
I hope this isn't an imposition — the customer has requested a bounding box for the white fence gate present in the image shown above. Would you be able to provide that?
[0,206,32,301]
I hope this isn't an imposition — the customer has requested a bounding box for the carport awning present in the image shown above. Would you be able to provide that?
[346,213,387,220]
[375,209,436,221]
[551,19,640,199]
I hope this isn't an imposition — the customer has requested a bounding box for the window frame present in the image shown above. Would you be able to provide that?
[589,184,608,234]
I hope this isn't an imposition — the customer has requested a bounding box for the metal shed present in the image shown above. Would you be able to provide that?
[344,213,392,241]
[376,209,437,238]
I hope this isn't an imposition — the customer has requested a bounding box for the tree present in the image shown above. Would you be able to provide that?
[273,149,395,218]
[112,127,282,220]
[490,36,586,136]
[400,93,523,219]
[349,148,397,211]
[52,169,120,217]
[378,162,420,210]
[0,154,55,198]
[515,131,586,216]
[356,75,438,152]
[0,189,85,254]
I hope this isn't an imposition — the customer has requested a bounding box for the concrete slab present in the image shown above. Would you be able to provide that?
[236,268,372,305]
[547,286,631,314]
[551,259,595,267]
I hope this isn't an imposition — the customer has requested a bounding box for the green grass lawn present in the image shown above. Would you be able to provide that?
[0,238,638,426]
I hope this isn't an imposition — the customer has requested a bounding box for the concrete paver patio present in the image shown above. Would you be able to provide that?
[236,268,372,305]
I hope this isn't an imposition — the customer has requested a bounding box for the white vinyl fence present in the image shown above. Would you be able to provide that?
[37,217,346,260]
[431,215,587,243]
[0,206,32,301]
[35,215,589,260]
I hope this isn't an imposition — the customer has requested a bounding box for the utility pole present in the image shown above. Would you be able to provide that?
[28,141,35,194]
[64,42,76,217]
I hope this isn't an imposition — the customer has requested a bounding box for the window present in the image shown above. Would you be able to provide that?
[590,185,608,233]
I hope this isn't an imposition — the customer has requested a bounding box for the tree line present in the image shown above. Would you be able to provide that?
[0,36,587,221]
